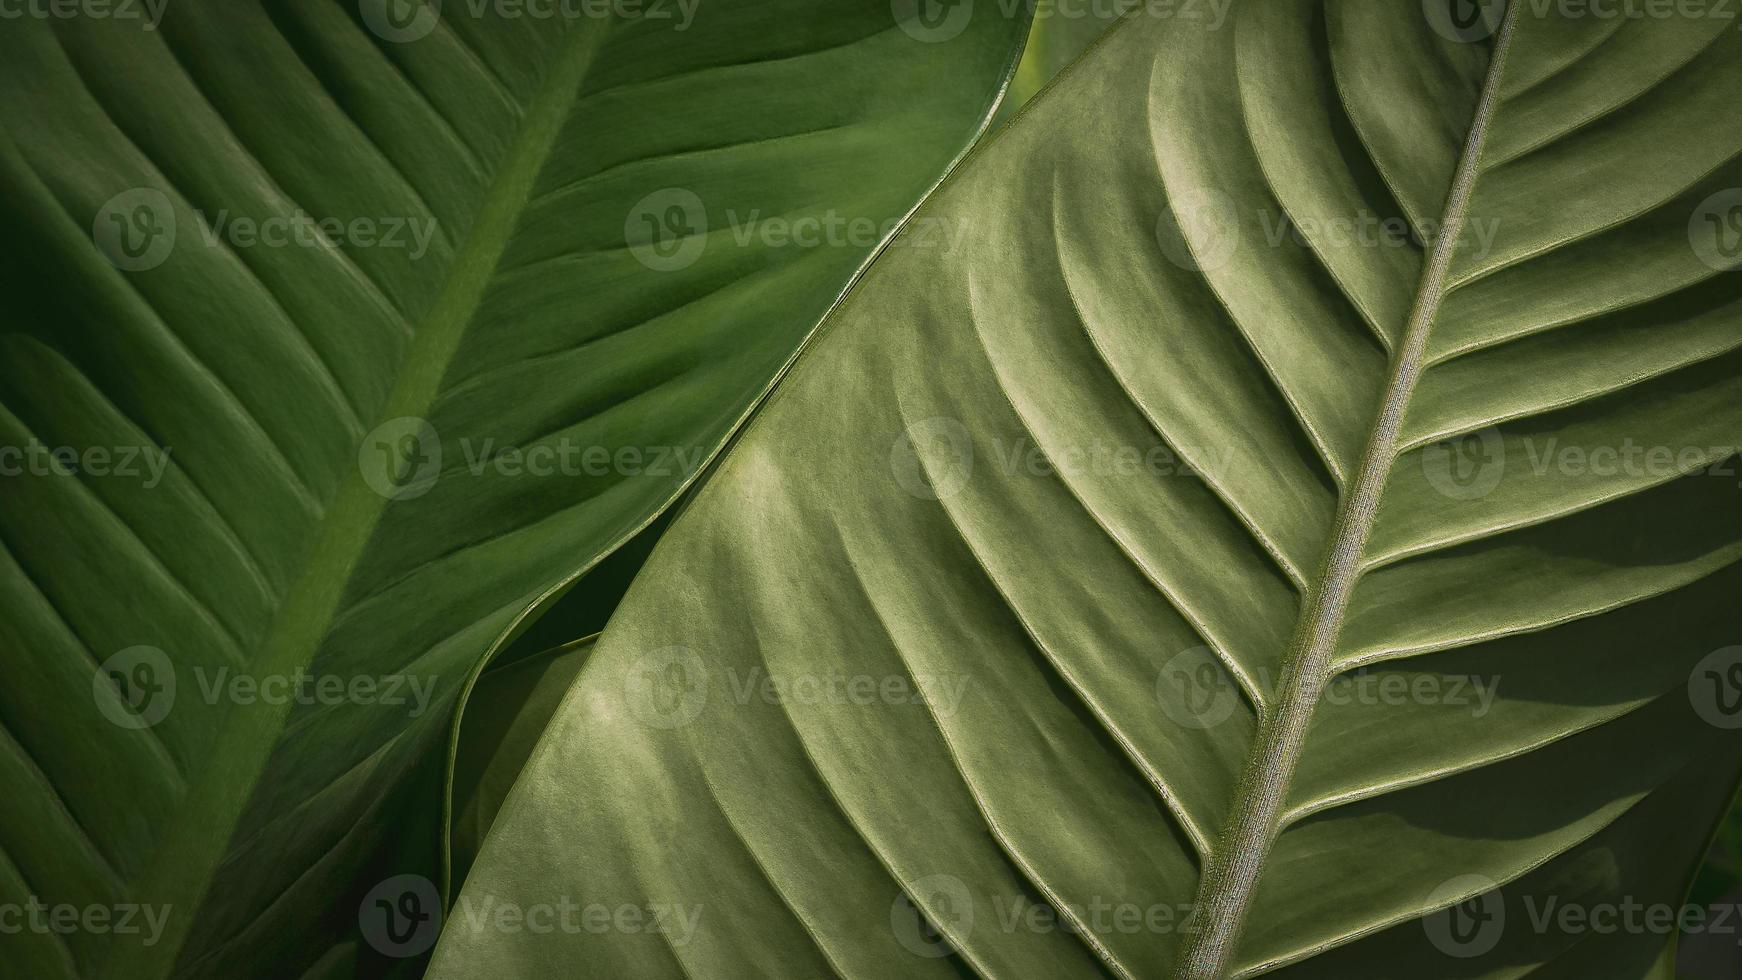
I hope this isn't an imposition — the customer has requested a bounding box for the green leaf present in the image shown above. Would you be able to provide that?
[994,0,1132,124]
[0,2,1029,976]
[449,635,594,889]
[437,3,1742,977]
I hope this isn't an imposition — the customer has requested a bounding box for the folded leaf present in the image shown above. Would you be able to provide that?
[449,635,593,887]
[437,2,1742,977]
[0,2,1028,976]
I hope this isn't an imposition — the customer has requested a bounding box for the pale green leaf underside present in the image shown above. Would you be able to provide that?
[443,2,1742,978]
[0,3,1028,977]
[449,634,594,888]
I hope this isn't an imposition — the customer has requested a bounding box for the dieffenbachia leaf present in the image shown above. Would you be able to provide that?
[0,2,1029,976]
[436,2,1742,977]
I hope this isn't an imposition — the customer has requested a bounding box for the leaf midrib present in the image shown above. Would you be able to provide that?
[105,19,615,980]
[1174,7,1524,978]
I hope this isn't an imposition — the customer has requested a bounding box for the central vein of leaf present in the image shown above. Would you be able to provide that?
[1175,7,1523,978]
[110,21,613,980]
